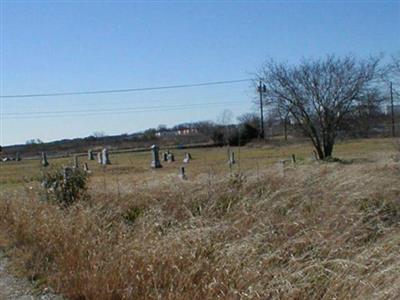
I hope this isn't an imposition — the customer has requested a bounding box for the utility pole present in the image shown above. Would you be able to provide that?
[257,81,266,139]
[390,81,395,137]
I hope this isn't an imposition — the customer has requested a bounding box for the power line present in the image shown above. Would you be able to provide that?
[2,100,248,119]
[3,100,245,116]
[0,78,252,99]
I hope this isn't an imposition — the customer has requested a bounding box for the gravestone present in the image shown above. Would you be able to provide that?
[102,148,111,165]
[97,152,102,164]
[183,152,191,164]
[150,145,162,168]
[88,149,94,160]
[41,152,49,167]
[291,154,296,163]
[83,163,90,172]
[73,155,79,168]
[15,152,21,161]
[229,151,235,165]
[278,160,287,177]
[168,152,175,163]
[163,152,168,162]
[179,166,187,180]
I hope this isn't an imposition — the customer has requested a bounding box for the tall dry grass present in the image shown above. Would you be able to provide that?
[0,159,399,299]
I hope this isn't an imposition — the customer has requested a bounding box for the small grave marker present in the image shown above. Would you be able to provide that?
[183,152,191,163]
[179,166,187,180]
[102,148,111,165]
[41,152,49,167]
[163,152,168,162]
[150,145,162,168]
[88,149,94,160]
[97,152,102,164]
[168,152,175,163]
[83,163,90,173]
[73,155,79,168]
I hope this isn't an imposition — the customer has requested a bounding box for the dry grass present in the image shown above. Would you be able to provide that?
[0,138,399,299]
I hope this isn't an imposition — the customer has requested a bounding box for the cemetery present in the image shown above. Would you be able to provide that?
[0,138,399,299]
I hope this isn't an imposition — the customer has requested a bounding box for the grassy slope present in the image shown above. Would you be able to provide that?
[0,138,399,299]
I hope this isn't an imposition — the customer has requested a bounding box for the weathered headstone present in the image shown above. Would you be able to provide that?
[97,152,102,164]
[83,163,90,173]
[41,152,49,167]
[150,145,162,168]
[291,154,296,163]
[183,152,192,163]
[88,149,94,160]
[15,152,21,161]
[278,160,287,176]
[73,155,79,168]
[168,152,175,163]
[102,148,111,165]
[179,166,187,180]
[163,152,168,162]
[229,151,235,165]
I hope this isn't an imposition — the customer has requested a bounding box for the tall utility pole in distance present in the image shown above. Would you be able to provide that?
[257,81,266,140]
[390,81,395,137]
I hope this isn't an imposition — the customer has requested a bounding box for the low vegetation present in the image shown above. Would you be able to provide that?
[0,138,399,299]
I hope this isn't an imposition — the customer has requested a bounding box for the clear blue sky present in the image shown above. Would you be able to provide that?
[1,0,399,146]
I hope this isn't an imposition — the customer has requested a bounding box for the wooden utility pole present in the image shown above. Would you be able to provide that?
[257,81,266,139]
[390,82,395,137]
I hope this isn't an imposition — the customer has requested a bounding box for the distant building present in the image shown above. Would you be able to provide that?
[155,127,199,137]
[176,127,198,136]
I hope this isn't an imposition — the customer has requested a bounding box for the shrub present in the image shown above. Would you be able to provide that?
[40,167,88,207]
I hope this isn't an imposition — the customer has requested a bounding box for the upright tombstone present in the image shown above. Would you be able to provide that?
[88,149,94,161]
[229,151,235,165]
[150,145,162,168]
[291,154,296,164]
[179,166,187,180]
[15,152,21,162]
[168,152,175,163]
[183,152,191,164]
[83,163,90,173]
[278,160,286,177]
[102,148,111,165]
[163,152,168,162]
[73,155,79,168]
[41,152,49,167]
[97,152,103,164]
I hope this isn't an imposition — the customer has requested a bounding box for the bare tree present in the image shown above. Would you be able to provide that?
[257,55,379,159]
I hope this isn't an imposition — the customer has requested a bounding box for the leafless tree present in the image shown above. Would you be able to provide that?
[257,55,379,159]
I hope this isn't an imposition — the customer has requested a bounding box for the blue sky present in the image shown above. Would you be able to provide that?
[1,0,399,146]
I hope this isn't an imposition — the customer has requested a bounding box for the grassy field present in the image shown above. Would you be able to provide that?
[0,137,399,299]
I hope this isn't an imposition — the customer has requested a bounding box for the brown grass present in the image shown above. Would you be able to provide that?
[0,138,399,299]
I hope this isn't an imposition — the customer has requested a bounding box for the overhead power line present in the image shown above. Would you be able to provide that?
[3,100,248,119]
[0,78,252,99]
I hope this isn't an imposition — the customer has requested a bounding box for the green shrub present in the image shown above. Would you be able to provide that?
[123,206,143,224]
[40,167,89,207]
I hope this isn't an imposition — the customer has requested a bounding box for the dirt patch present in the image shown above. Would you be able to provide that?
[0,252,63,300]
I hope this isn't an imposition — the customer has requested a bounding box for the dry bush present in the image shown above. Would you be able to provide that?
[0,160,400,299]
